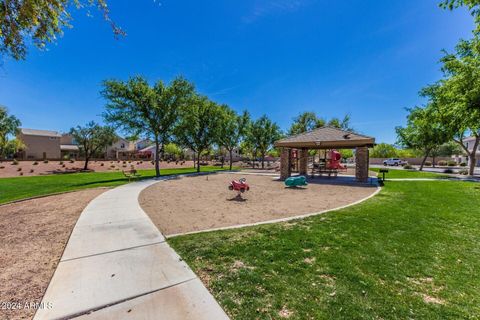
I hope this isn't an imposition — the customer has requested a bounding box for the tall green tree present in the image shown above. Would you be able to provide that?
[421,38,480,175]
[396,105,449,170]
[70,121,116,170]
[0,106,21,159]
[216,106,250,170]
[0,0,123,60]
[327,114,354,131]
[247,115,282,169]
[288,112,325,135]
[288,112,353,136]
[175,95,222,172]
[102,76,194,177]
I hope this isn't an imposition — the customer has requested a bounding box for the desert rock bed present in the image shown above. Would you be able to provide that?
[0,189,107,320]
[139,173,377,236]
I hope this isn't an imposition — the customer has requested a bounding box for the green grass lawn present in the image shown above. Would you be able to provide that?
[170,181,480,319]
[371,167,449,179]
[0,166,231,204]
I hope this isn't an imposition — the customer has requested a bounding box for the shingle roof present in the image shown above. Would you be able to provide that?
[274,126,375,148]
[20,128,62,137]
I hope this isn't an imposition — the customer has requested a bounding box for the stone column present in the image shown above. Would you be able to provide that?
[299,149,308,175]
[355,146,369,182]
[280,147,291,180]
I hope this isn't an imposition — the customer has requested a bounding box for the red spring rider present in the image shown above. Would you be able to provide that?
[228,177,250,196]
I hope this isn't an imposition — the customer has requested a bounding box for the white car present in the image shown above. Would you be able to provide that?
[383,158,407,166]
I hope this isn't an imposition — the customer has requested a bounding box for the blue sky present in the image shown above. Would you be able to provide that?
[0,0,474,143]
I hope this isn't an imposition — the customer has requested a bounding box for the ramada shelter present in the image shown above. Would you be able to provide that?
[274,126,376,182]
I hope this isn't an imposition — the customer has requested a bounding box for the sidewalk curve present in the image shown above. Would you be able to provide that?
[34,178,229,320]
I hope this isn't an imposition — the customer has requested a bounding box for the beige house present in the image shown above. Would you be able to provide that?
[60,134,80,159]
[105,137,135,159]
[17,128,62,160]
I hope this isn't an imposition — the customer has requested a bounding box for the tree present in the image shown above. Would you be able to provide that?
[420,38,480,175]
[0,0,124,60]
[396,105,449,170]
[288,112,353,136]
[0,106,21,159]
[288,112,325,135]
[247,115,282,169]
[327,114,354,131]
[175,95,222,172]
[102,76,194,177]
[369,143,398,159]
[440,0,480,32]
[70,121,116,170]
[163,143,182,160]
[216,106,250,170]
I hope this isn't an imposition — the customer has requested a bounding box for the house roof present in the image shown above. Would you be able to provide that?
[274,126,375,149]
[60,144,79,151]
[20,128,62,138]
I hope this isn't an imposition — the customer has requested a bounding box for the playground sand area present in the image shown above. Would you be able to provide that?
[139,173,377,236]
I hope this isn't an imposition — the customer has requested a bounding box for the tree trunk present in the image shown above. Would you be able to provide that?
[197,150,201,173]
[83,156,89,171]
[468,136,480,176]
[154,138,160,177]
[261,153,265,169]
[229,149,233,171]
[419,149,430,171]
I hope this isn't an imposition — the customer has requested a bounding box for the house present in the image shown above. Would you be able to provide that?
[105,137,135,160]
[17,128,62,160]
[60,134,80,159]
[456,136,480,167]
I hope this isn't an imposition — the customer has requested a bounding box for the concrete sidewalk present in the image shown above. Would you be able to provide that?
[34,179,229,320]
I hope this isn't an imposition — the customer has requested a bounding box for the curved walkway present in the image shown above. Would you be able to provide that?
[34,178,229,320]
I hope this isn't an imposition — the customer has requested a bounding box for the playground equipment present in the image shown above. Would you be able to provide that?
[311,149,347,177]
[285,175,308,187]
[326,150,347,171]
[228,177,250,195]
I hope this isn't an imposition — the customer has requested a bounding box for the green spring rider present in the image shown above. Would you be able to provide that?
[285,175,308,187]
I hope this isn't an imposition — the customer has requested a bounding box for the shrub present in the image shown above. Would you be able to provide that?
[460,162,467,167]
[403,164,414,170]
[459,169,469,175]
[100,163,105,166]
[443,168,454,174]
[0,166,4,169]
[33,161,39,165]
[43,160,49,163]
[19,172,23,176]
[447,160,457,166]
[424,161,432,166]
[59,161,64,165]
[437,160,447,166]
[11,159,19,165]
[70,159,75,163]
[30,169,34,173]
[62,164,66,168]
[17,167,22,171]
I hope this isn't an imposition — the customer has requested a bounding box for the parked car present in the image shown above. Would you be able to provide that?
[383,158,407,166]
